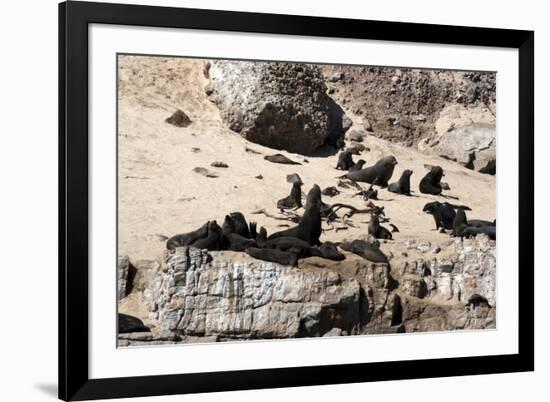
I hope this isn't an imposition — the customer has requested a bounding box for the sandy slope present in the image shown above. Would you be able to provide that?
[117,55,496,264]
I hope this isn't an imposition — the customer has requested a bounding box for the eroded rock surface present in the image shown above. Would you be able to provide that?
[120,235,495,344]
[206,60,349,154]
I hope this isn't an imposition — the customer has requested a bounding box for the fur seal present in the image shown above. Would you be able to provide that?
[466,293,491,308]
[268,185,323,245]
[264,154,301,165]
[221,215,256,251]
[322,186,340,197]
[388,169,413,195]
[339,239,388,263]
[349,159,366,172]
[343,155,398,187]
[423,201,471,230]
[336,150,355,170]
[245,247,298,266]
[166,221,209,250]
[228,212,251,238]
[277,181,303,210]
[461,225,496,240]
[368,213,393,239]
[264,237,345,261]
[118,313,150,333]
[191,221,223,250]
[451,208,468,236]
[419,166,444,195]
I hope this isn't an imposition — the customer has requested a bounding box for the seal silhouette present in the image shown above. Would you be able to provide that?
[419,166,444,195]
[166,221,209,250]
[277,181,303,210]
[246,247,298,266]
[191,221,223,250]
[336,150,354,170]
[368,213,393,239]
[388,169,413,195]
[339,239,388,263]
[268,184,323,245]
[422,201,471,230]
[221,215,256,251]
[348,159,366,172]
[343,155,398,187]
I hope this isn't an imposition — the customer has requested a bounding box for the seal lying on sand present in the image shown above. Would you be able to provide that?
[264,154,301,165]
[268,185,323,245]
[339,239,388,263]
[342,155,398,187]
[166,221,209,250]
[419,166,444,195]
[388,169,413,195]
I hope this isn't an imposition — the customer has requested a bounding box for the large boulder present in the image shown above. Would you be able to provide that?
[206,60,348,154]
[432,123,496,174]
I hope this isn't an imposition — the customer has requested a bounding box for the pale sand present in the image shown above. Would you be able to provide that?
[117,55,496,264]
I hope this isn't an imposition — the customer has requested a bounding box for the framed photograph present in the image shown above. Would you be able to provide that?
[59,1,534,400]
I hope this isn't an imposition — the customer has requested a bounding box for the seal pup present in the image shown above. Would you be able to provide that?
[336,150,354,170]
[368,213,393,240]
[277,181,303,210]
[419,166,444,195]
[118,313,150,333]
[388,169,413,195]
[348,159,366,172]
[264,238,345,261]
[245,247,298,266]
[339,239,388,263]
[343,155,398,187]
[191,221,223,250]
[268,185,323,245]
[166,221,209,250]
[256,227,268,248]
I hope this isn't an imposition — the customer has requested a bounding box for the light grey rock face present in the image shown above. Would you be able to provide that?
[143,247,400,339]
[133,260,160,293]
[118,329,182,347]
[117,255,130,300]
[433,123,496,174]
[206,60,348,154]
[400,235,496,331]
[134,236,495,343]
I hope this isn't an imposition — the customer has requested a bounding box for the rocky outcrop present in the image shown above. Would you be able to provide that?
[321,66,496,163]
[121,236,495,344]
[206,60,349,154]
[142,247,401,339]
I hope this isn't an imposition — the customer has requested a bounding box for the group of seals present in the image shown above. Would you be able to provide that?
[167,213,261,252]
[422,201,471,231]
[451,208,496,240]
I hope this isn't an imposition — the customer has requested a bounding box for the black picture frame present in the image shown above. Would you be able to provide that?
[59,1,534,400]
